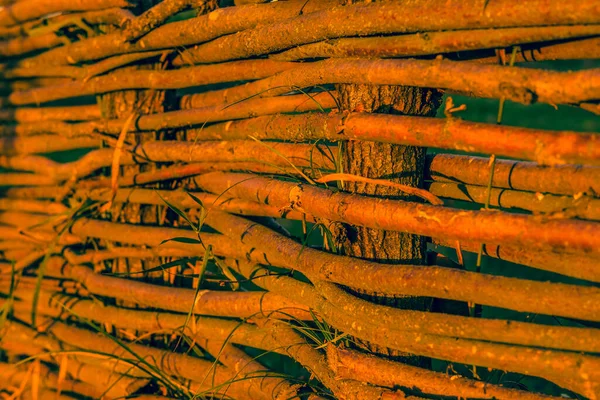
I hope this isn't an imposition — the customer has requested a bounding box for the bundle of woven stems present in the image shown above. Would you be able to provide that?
[0,0,599,399]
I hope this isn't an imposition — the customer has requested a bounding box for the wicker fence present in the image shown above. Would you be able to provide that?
[0,0,599,399]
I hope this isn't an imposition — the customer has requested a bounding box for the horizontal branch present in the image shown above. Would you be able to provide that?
[21,294,404,399]
[5,77,71,92]
[173,0,600,64]
[429,182,600,220]
[43,257,311,320]
[0,323,147,380]
[314,280,600,398]
[4,50,165,80]
[5,209,597,321]
[4,183,596,284]
[327,346,563,400]
[10,107,594,180]
[198,209,600,321]
[0,141,335,181]
[71,187,600,282]
[0,210,245,258]
[234,261,600,397]
[60,184,600,282]
[180,89,337,112]
[9,292,300,399]
[78,161,307,189]
[7,264,599,397]
[0,104,100,123]
[0,172,56,186]
[268,25,600,61]
[81,187,309,221]
[235,261,600,353]
[198,111,600,165]
[0,0,132,27]
[194,172,600,254]
[3,285,306,373]
[471,36,600,64]
[0,31,64,57]
[427,153,600,196]
[184,58,600,108]
[5,294,322,399]
[4,285,245,340]
[3,92,336,137]
[0,198,67,214]
[433,239,600,283]
[8,60,298,105]
[0,224,81,247]
[2,153,594,204]
[0,134,102,155]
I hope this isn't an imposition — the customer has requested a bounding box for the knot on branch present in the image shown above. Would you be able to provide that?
[498,82,536,105]
[288,185,305,211]
[279,184,305,216]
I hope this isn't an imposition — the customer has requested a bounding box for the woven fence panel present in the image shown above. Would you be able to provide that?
[0,0,599,399]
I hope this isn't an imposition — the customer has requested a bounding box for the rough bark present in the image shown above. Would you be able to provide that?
[333,84,442,360]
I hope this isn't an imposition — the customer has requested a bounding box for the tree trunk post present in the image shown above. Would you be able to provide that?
[334,83,442,361]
